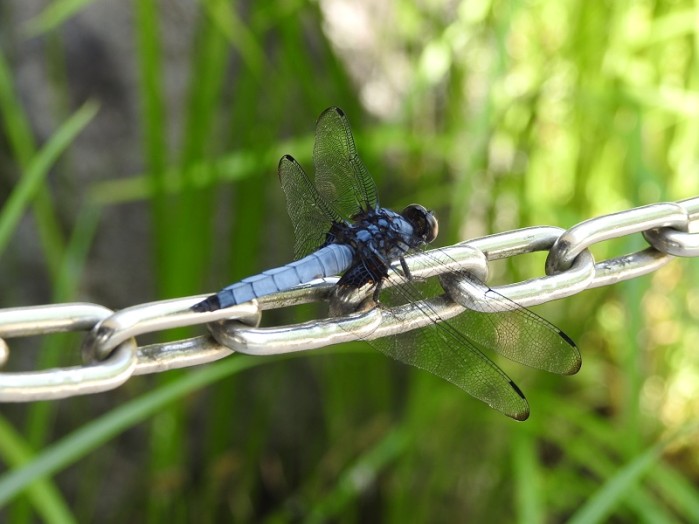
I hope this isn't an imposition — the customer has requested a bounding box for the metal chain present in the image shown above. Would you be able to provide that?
[1,196,698,401]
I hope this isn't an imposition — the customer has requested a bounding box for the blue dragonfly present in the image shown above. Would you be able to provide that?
[193,107,580,420]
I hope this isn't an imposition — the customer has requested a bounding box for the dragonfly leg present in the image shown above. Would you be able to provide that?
[372,279,383,302]
[399,256,413,281]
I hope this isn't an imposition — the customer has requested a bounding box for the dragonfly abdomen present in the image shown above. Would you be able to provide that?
[192,243,354,312]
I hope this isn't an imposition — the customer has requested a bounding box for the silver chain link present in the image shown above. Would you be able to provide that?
[1,196,698,401]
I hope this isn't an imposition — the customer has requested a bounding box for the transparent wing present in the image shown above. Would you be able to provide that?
[370,272,530,420]
[344,249,580,420]
[278,154,345,260]
[439,270,581,375]
[313,107,379,219]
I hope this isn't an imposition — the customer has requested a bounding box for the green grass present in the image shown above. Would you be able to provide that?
[1,0,699,522]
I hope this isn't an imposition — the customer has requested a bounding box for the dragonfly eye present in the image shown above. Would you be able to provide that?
[401,204,439,244]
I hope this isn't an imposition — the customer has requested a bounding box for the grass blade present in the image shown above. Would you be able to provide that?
[0,355,276,506]
[0,416,75,523]
[568,424,699,524]
[0,100,99,257]
[23,0,99,37]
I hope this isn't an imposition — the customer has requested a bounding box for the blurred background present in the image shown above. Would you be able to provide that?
[1,0,699,521]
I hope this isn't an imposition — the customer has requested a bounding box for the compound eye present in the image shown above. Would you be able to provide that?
[401,204,439,244]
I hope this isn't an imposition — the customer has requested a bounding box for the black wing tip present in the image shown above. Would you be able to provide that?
[319,106,345,119]
[277,154,297,180]
[510,380,526,400]
[558,329,578,349]
[507,381,530,421]
[191,295,221,313]
[556,329,582,375]
[279,154,295,165]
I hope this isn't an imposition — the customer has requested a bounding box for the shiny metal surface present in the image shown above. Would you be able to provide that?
[1,196,698,401]
[545,202,689,274]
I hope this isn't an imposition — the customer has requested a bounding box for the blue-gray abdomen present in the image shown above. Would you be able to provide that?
[193,244,354,311]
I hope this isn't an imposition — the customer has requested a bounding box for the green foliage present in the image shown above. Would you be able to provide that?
[1,0,698,522]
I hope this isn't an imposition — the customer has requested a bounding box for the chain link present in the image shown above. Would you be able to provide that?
[1,196,698,401]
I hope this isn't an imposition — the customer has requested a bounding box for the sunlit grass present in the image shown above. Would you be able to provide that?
[0,0,698,521]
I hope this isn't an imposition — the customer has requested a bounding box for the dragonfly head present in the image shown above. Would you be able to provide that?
[401,204,439,245]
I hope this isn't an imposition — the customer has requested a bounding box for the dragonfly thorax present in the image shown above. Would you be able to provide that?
[331,206,436,264]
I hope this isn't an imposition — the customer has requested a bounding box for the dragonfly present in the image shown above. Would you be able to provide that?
[193,107,581,420]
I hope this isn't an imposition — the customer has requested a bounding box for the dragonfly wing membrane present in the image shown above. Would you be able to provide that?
[278,154,345,259]
[339,259,531,420]
[439,267,581,375]
[371,273,530,420]
[314,107,379,217]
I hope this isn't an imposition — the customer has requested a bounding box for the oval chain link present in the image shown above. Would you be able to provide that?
[1,197,698,400]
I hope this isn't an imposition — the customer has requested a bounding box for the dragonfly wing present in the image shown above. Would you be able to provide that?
[436,257,581,375]
[344,247,581,419]
[313,107,379,218]
[378,274,529,420]
[375,299,531,420]
[278,154,345,259]
[340,262,531,420]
